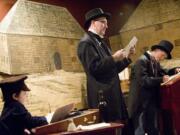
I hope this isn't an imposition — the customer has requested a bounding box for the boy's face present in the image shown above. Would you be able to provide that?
[13,91,28,104]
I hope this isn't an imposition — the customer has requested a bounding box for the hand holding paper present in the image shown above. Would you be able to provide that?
[161,72,180,86]
[112,36,137,62]
[112,49,126,62]
[175,68,180,73]
[124,36,138,57]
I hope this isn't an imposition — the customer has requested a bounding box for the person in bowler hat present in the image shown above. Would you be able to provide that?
[128,40,180,135]
[77,8,135,135]
[0,75,48,135]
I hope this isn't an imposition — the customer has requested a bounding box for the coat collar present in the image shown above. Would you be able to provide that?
[88,31,103,42]
[88,29,104,38]
[144,51,151,60]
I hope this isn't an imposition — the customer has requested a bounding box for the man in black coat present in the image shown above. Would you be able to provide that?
[77,8,135,135]
[128,40,180,135]
[0,75,48,135]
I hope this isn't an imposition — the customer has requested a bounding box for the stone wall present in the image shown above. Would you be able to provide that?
[0,34,83,74]
[0,0,84,74]
[0,70,87,116]
[109,0,180,93]
[109,0,180,63]
[110,20,180,62]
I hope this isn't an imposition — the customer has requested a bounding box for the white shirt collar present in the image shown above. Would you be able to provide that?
[147,51,151,55]
[88,28,104,38]
[147,51,157,61]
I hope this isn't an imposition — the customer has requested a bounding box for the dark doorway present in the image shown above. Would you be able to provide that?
[53,52,61,70]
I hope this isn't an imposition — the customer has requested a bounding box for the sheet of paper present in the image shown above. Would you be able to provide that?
[77,122,111,130]
[124,36,138,57]
[45,112,54,123]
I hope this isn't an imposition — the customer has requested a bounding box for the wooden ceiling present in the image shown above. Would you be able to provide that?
[0,0,142,36]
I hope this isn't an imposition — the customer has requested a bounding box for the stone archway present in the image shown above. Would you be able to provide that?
[53,52,62,70]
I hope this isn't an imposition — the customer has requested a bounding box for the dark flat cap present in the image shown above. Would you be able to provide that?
[0,75,27,85]
[0,75,30,91]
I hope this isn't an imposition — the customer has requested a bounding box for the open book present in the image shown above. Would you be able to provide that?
[161,72,180,86]
[124,36,138,57]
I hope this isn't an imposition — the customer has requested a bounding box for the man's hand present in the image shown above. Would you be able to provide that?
[163,75,170,83]
[112,49,126,62]
[127,47,135,58]
[175,68,180,73]
[24,129,31,135]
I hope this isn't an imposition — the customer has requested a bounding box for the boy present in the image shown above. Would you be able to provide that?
[0,75,48,135]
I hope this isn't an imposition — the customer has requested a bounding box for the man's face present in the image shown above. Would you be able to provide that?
[156,49,168,61]
[92,17,108,36]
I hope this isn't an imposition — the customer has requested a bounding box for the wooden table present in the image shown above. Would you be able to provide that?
[50,123,124,135]
[160,76,180,135]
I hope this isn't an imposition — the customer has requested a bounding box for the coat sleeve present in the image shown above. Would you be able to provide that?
[23,114,48,129]
[115,58,132,73]
[78,41,117,77]
[12,102,48,129]
[135,59,163,88]
[162,67,180,75]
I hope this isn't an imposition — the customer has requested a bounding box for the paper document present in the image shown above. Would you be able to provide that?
[46,103,74,123]
[46,112,54,123]
[161,72,180,86]
[124,36,138,57]
[77,122,111,130]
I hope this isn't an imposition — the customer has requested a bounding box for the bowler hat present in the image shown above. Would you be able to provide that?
[151,40,173,59]
[0,75,30,96]
[84,8,111,28]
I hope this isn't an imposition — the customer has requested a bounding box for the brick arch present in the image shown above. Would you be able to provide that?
[53,52,61,70]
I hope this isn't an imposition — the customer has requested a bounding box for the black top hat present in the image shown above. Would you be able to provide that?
[84,8,111,29]
[151,40,173,59]
[0,75,30,99]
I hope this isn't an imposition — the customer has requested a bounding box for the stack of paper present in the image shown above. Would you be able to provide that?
[77,122,111,130]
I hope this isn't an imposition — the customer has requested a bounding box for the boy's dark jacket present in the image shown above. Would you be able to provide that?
[0,100,47,135]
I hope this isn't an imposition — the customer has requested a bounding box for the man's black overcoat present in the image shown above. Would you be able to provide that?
[128,52,177,120]
[77,32,131,121]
